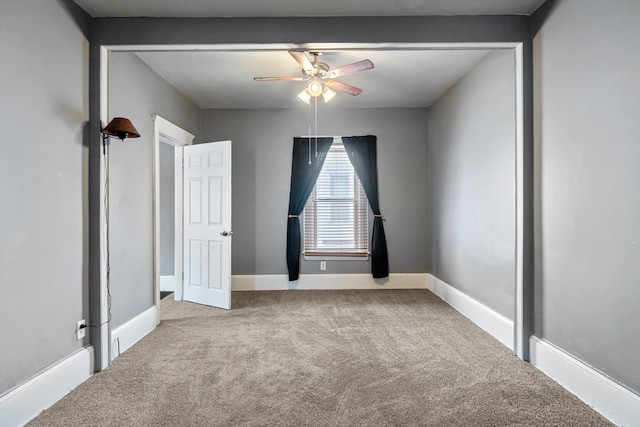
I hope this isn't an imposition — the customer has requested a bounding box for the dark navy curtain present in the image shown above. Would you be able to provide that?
[286,137,334,281]
[342,135,389,278]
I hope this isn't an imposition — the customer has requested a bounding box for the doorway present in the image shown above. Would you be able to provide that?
[158,140,176,298]
[152,115,194,324]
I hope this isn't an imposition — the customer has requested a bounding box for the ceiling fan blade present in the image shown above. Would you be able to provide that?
[289,50,314,73]
[325,59,374,78]
[253,76,306,81]
[326,80,363,96]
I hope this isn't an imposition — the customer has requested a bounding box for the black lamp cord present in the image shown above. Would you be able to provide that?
[82,136,112,331]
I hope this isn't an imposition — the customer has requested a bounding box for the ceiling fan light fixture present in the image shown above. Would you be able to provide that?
[253,50,373,103]
[306,80,323,97]
[297,89,311,104]
[321,87,336,103]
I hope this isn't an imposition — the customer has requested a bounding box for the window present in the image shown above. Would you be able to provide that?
[304,139,369,257]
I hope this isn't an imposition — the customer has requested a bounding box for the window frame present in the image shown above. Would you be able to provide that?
[303,138,370,261]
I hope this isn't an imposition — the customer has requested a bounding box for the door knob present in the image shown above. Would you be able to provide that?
[220,231,233,236]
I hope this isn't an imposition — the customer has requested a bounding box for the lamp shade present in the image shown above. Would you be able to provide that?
[297,90,311,104]
[101,117,140,140]
[322,87,336,103]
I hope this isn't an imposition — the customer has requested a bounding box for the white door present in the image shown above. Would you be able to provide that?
[182,140,232,309]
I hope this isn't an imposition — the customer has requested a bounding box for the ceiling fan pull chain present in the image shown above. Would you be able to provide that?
[315,96,318,158]
[308,99,312,165]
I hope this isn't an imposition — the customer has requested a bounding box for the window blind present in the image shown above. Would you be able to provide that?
[304,140,369,255]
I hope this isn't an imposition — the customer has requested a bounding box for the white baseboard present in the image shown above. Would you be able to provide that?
[159,275,175,292]
[111,306,157,360]
[426,274,514,350]
[0,347,93,427]
[232,273,429,291]
[530,336,640,427]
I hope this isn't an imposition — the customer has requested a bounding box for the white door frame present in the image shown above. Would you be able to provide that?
[99,42,529,371]
[152,115,194,324]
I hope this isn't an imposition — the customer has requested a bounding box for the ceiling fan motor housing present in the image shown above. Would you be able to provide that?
[307,61,329,78]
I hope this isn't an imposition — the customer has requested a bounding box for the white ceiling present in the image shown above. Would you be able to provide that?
[134,48,492,109]
[77,1,542,109]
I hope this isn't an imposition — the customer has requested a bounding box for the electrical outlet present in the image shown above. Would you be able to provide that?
[320,261,327,271]
[76,320,86,340]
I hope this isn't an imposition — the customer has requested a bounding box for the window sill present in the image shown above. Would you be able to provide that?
[304,253,370,261]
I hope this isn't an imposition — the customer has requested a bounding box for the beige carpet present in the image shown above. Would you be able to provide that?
[29,290,612,426]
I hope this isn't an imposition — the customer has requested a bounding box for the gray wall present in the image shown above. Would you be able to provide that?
[92,16,529,47]
[0,0,90,394]
[159,142,175,276]
[108,52,200,328]
[200,108,429,276]
[427,50,516,319]
[533,0,640,393]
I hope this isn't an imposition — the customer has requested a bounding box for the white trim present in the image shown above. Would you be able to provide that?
[514,42,526,360]
[303,255,370,262]
[98,46,110,371]
[110,306,157,360]
[107,42,521,53]
[0,348,93,427]
[153,115,195,145]
[159,275,176,292]
[530,336,640,427]
[426,274,514,350]
[152,115,194,323]
[173,147,184,301]
[232,273,429,291]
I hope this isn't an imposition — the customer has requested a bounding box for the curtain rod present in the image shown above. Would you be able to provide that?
[299,135,340,138]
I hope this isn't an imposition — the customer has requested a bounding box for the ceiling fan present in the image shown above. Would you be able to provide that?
[253,50,374,103]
